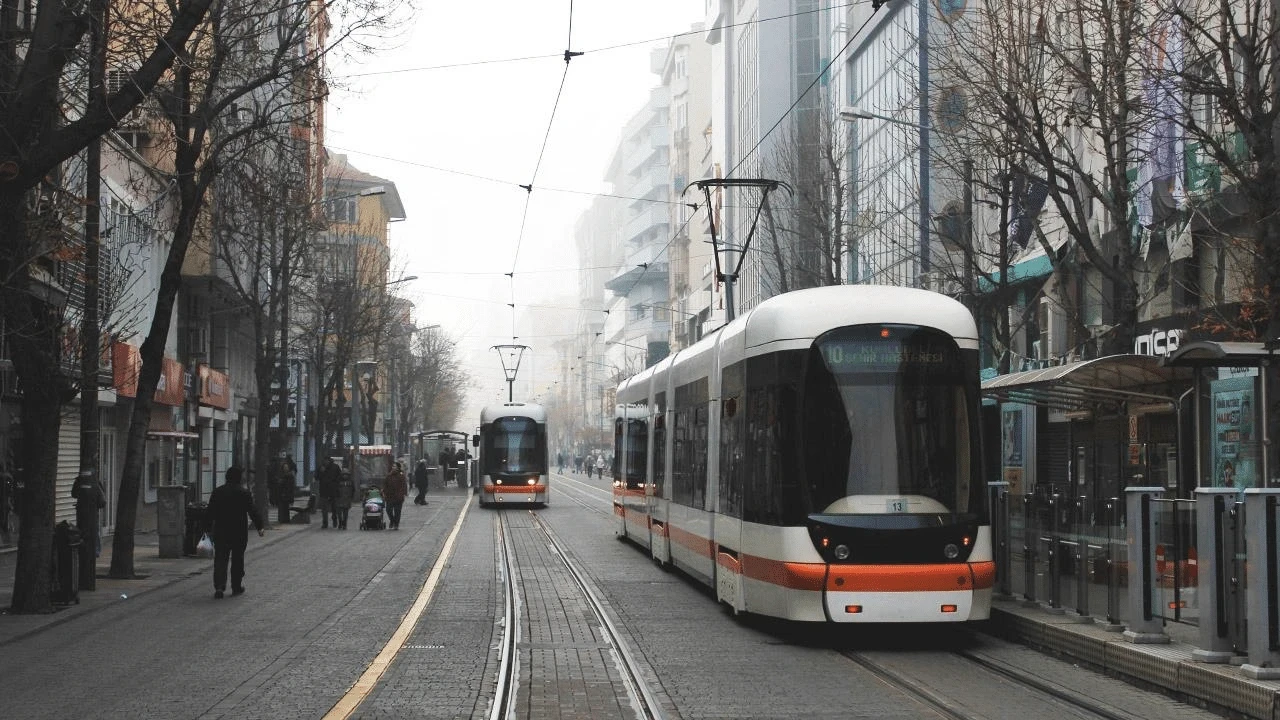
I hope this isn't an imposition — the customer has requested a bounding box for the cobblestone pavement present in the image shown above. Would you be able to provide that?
[0,491,470,720]
[0,477,1236,719]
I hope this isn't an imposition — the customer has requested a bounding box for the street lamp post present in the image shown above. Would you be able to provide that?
[840,104,930,285]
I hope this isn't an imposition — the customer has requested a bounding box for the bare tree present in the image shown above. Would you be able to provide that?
[2,0,223,613]
[937,0,1158,355]
[211,134,315,522]
[1160,0,1280,339]
[108,0,398,579]
[761,101,854,292]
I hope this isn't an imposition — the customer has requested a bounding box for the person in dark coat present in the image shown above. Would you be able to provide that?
[413,460,430,505]
[334,468,355,529]
[273,455,296,524]
[438,447,455,487]
[205,466,264,599]
[318,458,341,528]
[382,462,409,529]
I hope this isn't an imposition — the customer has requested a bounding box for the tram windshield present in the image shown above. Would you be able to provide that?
[803,325,981,517]
[481,416,547,475]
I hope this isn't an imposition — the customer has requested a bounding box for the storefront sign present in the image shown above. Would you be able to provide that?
[1133,328,1184,357]
[112,342,185,406]
[198,364,231,409]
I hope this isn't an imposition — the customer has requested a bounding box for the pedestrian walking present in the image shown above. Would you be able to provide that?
[383,461,409,530]
[272,454,296,524]
[205,466,264,599]
[438,447,454,488]
[318,458,341,528]
[574,454,583,474]
[594,454,606,479]
[557,451,565,473]
[334,468,355,529]
[413,459,430,505]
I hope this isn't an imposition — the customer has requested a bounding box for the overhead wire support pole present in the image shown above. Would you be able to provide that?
[683,178,792,322]
[492,344,531,403]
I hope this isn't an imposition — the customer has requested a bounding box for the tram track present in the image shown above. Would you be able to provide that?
[841,644,1144,720]
[489,507,665,720]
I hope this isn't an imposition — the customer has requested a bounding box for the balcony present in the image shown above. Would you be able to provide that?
[624,205,669,244]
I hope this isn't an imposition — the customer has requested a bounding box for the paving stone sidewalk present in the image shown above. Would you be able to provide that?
[0,522,309,646]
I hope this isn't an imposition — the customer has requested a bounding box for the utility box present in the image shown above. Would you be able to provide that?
[156,486,187,559]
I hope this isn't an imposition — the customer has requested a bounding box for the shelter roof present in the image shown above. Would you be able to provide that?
[981,354,1192,410]
[1163,340,1279,367]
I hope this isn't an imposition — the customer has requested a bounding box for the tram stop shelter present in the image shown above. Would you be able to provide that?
[980,354,1193,504]
[1162,340,1279,490]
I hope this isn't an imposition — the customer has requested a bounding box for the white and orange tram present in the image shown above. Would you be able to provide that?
[611,285,994,623]
[476,402,550,507]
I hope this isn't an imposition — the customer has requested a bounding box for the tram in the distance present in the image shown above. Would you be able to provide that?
[612,285,994,623]
[476,402,550,507]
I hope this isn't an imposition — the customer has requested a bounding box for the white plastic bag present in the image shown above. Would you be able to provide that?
[196,533,215,558]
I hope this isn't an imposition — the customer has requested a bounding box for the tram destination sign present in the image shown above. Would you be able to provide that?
[820,338,958,373]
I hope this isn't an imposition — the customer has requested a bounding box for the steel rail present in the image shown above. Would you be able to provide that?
[488,515,520,720]
[528,511,666,720]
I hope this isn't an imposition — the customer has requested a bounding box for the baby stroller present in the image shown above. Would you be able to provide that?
[359,487,385,530]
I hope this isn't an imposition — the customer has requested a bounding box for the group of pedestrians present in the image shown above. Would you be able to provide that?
[202,455,431,600]
[315,458,357,530]
[558,450,608,478]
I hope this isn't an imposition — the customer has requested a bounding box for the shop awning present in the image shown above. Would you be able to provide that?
[981,354,1192,410]
[147,431,199,440]
[1163,340,1279,368]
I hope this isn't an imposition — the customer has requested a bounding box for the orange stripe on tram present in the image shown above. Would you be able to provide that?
[667,525,715,559]
[825,563,992,592]
[482,484,546,494]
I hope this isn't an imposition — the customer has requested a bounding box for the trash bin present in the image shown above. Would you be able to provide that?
[51,521,82,605]
[184,503,208,557]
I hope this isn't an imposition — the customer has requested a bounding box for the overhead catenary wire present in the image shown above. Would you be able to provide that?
[333,3,856,80]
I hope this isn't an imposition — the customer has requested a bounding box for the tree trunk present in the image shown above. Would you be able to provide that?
[1,192,69,614]
[108,186,201,579]
[7,326,64,613]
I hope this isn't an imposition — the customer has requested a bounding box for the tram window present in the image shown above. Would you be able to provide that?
[672,378,708,509]
[653,392,666,497]
[720,363,745,518]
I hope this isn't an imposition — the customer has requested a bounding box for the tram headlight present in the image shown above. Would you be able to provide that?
[527,477,537,485]
[495,479,503,485]
[833,544,851,561]
[944,543,960,560]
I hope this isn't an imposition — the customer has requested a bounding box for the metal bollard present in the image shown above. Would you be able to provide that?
[1102,497,1123,630]
[1022,494,1038,606]
[1045,494,1064,613]
[1241,489,1280,679]
[1123,486,1169,643]
[988,482,1012,599]
[1192,488,1239,662]
[1074,496,1091,620]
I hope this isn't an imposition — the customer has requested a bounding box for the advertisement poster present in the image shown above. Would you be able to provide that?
[1002,404,1034,494]
[1209,376,1256,489]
